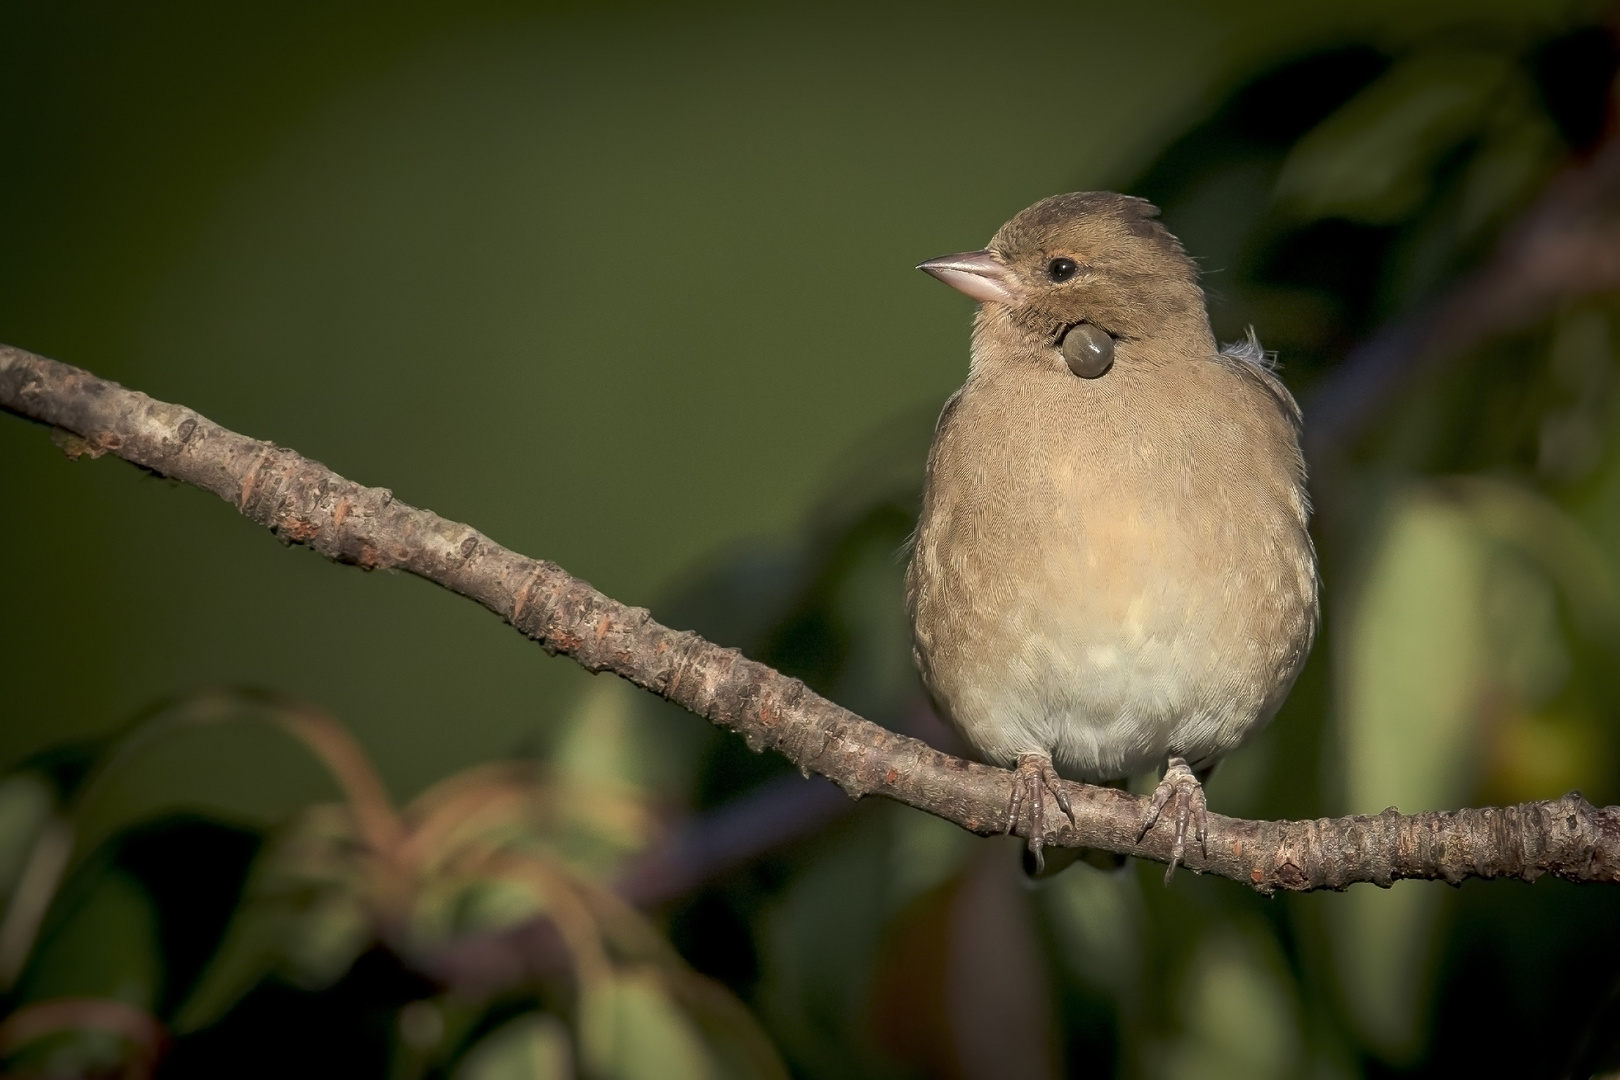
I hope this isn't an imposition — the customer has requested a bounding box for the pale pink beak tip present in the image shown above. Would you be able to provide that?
[917,249,1023,306]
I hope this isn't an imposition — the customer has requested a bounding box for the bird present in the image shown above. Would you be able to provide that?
[905,192,1317,878]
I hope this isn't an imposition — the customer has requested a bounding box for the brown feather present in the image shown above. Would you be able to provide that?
[907,193,1317,782]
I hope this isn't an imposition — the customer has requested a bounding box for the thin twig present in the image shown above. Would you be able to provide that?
[3,345,1617,894]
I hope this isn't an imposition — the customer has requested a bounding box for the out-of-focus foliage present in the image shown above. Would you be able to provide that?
[0,694,785,1079]
[6,7,1620,1080]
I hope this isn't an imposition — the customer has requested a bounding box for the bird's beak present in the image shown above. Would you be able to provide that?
[917,249,1024,305]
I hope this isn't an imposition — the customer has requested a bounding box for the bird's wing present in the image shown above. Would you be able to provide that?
[1213,330,1302,435]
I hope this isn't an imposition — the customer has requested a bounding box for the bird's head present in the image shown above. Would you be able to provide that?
[919,192,1213,378]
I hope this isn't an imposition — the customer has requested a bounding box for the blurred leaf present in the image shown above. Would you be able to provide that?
[1338,486,1497,810]
[1334,881,1444,1066]
[755,820,890,1079]
[280,891,374,991]
[1331,488,1493,1058]
[171,697,785,1078]
[885,800,976,916]
[16,869,161,1012]
[56,690,403,881]
[1439,476,1620,803]
[1483,700,1609,803]
[0,804,72,991]
[1480,521,1576,707]
[543,684,671,875]
[553,679,655,794]
[170,895,280,1035]
[400,758,660,887]
[1449,476,1620,649]
[1454,92,1560,238]
[0,774,54,902]
[413,875,546,947]
[659,967,791,1080]
[822,533,917,724]
[255,804,377,988]
[941,848,1059,1080]
[174,803,373,1031]
[1276,49,1515,224]
[1154,929,1303,1080]
[1545,307,1620,484]
[870,844,1060,1080]
[400,763,555,876]
[454,1012,573,1080]
[0,997,167,1080]
[597,968,720,1080]
[0,692,397,1005]
[1042,862,1142,1004]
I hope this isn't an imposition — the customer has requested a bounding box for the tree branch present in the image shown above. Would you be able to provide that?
[4,344,1617,894]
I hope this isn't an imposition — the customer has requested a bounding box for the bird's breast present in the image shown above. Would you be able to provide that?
[906,361,1316,778]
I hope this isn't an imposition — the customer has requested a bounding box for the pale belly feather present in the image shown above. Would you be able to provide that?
[922,521,1281,779]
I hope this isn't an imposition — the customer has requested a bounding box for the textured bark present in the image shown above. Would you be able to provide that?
[5,344,1618,894]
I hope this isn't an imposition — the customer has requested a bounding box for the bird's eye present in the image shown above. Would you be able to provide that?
[1047,257,1078,282]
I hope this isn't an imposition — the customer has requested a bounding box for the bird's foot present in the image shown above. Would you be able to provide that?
[1137,756,1208,883]
[1006,753,1075,874]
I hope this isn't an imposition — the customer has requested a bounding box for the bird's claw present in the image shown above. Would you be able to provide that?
[1006,753,1075,874]
[1137,756,1208,882]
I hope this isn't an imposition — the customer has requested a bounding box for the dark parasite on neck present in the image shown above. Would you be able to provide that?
[1061,322,1114,378]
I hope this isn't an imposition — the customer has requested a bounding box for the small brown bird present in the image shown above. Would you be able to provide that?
[906,192,1317,876]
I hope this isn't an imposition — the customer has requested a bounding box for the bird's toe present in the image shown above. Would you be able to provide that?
[1139,756,1208,883]
[1007,753,1074,874]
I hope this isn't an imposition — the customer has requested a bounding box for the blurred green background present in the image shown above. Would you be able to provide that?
[4,0,1620,1077]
